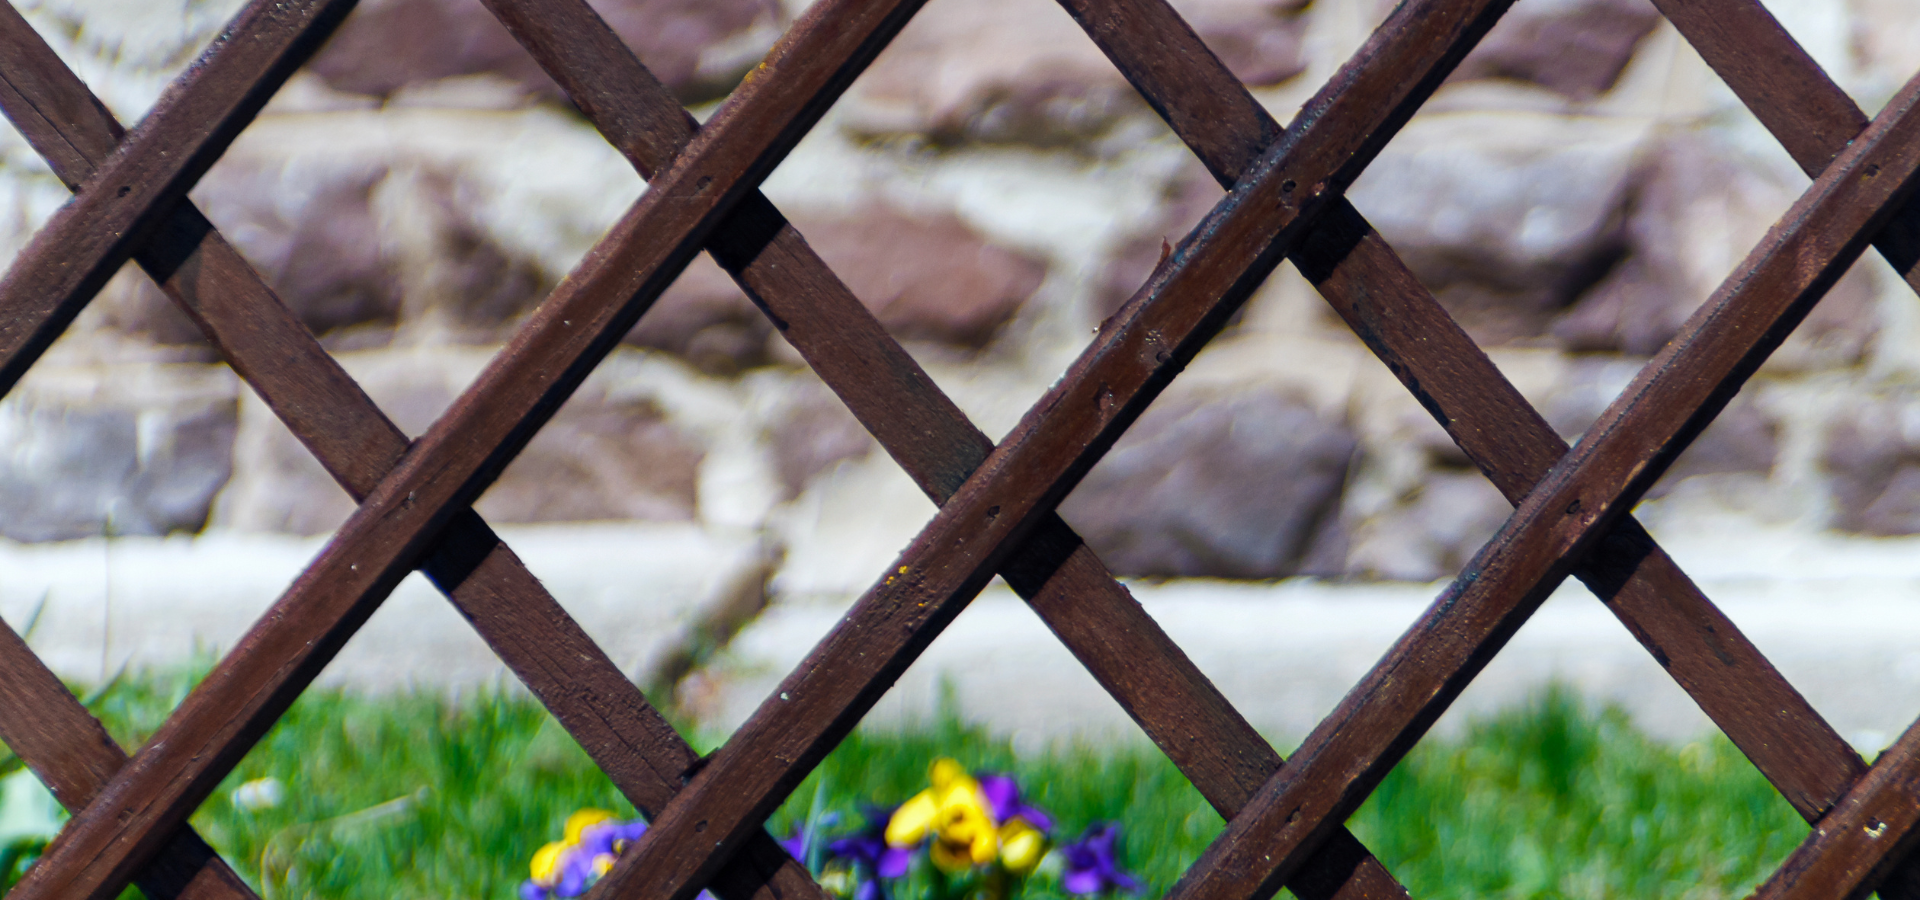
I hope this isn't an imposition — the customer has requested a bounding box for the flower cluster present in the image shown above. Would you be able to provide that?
[520,809,648,900]
[886,759,1051,876]
[1058,824,1141,896]
[784,758,1140,900]
[518,761,1140,900]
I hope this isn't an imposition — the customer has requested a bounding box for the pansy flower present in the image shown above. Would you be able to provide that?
[1060,823,1141,895]
[886,759,1000,872]
[802,807,903,900]
[884,759,1055,877]
[977,774,1053,834]
[829,805,914,880]
[521,809,653,900]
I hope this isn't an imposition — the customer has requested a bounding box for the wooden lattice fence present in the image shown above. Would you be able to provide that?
[0,0,1917,897]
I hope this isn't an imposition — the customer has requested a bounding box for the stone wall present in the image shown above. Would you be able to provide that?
[4,0,1920,711]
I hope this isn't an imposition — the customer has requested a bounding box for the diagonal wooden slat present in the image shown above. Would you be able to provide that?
[0,0,355,391]
[1048,0,1920,889]
[0,5,824,900]
[479,3,1415,900]
[1754,713,1920,900]
[1052,0,1867,831]
[1659,0,1870,180]
[7,0,950,893]
[1655,0,1920,285]
[0,17,262,898]
[1078,0,1920,890]
[0,620,259,900]
[0,0,1907,896]
[591,0,1531,897]
[1162,69,1920,900]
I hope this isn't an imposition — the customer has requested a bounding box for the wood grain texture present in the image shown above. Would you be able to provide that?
[0,17,262,900]
[5,0,939,894]
[1163,70,1920,900]
[0,0,354,393]
[1058,0,1860,832]
[0,0,1895,895]
[1654,0,1920,288]
[1647,0,1920,891]
[0,620,259,900]
[483,1,1405,897]
[593,0,1522,897]
[1299,203,1865,825]
[1753,714,1920,900]
[0,4,822,900]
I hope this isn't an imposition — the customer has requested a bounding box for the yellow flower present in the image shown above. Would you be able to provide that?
[929,758,969,791]
[564,809,617,844]
[886,790,938,847]
[888,758,984,848]
[530,840,570,885]
[887,757,1008,872]
[997,818,1047,875]
[887,758,1049,874]
[929,797,997,872]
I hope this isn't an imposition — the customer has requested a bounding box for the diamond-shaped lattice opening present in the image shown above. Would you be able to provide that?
[1343,688,1811,898]
[761,709,1222,895]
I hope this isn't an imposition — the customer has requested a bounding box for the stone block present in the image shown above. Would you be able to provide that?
[1058,382,1354,579]
[214,351,704,534]
[1453,0,1662,99]
[1347,112,1644,345]
[1821,398,1920,536]
[1553,131,1878,366]
[0,367,237,542]
[842,0,1306,146]
[628,202,1046,368]
[307,0,780,105]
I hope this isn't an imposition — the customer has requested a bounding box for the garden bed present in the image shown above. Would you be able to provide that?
[2,669,1810,899]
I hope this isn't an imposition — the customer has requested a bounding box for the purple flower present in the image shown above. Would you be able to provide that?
[977,773,1054,833]
[581,819,649,858]
[555,849,599,898]
[780,827,810,862]
[521,819,654,900]
[827,807,914,879]
[815,806,912,900]
[1060,824,1141,895]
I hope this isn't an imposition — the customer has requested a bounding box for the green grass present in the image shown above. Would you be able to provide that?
[1,672,1813,900]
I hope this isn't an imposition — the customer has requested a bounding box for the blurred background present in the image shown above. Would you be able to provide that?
[3,0,1920,751]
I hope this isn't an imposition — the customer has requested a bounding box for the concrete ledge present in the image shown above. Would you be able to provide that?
[6,516,1920,755]
[0,523,764,693]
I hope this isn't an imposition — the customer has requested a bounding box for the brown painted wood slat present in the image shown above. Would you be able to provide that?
[0,0,354,392]
[0,6,823,900]
[1055,0,1863,832]
[593,0,1527,897]
[4,0,947,893]
[0,8,261,898]
[1163,70,1920,900]
[482,2,1409,899]
[1754,714,1920,900]
[0,620,259,900]
[1656,0,1920,291]
[0,0,1908,894]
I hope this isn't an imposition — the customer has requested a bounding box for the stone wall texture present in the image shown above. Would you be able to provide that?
[4,0,1919,603]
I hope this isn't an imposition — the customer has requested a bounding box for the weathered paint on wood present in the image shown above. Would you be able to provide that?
[1164,68,1920,900]
[1058,0,1867,840]
[0,2,819,899]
